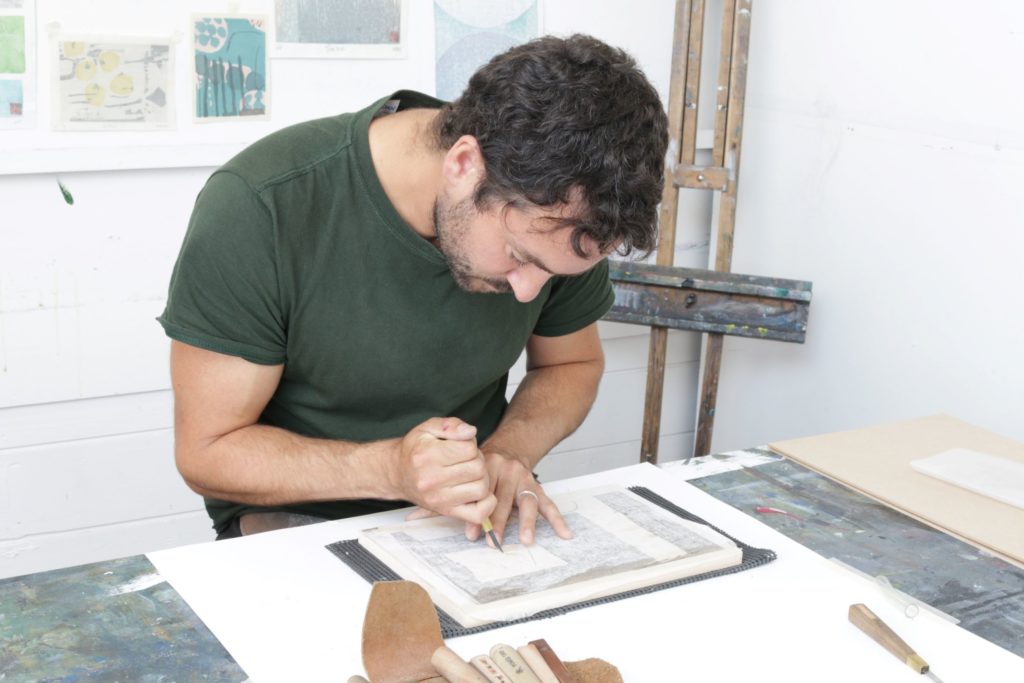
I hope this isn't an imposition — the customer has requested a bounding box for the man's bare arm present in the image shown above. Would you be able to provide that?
[170,340,496,523]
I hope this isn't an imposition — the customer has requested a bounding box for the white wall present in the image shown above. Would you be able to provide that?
[2,0,1021,578]
[711,1,1024,450]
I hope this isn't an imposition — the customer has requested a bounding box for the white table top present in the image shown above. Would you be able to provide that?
[148,463,1024,682]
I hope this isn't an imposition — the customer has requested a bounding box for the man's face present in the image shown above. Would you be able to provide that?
[432,193,607,303]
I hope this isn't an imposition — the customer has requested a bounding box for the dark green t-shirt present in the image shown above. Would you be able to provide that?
[159,91,614,532]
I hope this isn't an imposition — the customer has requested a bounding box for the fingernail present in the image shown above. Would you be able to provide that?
[457,424,475,436]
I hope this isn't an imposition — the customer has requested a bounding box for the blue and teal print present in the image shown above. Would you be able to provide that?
[194,16,267,119]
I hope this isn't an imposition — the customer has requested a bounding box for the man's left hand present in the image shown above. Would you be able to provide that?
[466,451,573,546]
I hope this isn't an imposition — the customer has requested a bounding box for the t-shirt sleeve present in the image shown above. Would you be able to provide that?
[157,171,287,365]
[531,258,615,337]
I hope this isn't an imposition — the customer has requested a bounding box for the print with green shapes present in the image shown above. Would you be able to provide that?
[0,16,26,73]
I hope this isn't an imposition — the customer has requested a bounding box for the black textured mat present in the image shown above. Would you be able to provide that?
[326,486,776,638]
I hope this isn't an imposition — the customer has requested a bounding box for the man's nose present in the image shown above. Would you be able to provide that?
[507,266,551,303]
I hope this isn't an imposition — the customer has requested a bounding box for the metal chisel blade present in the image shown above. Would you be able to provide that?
[481,517,503,552]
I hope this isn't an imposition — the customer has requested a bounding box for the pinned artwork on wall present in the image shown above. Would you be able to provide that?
[274,0,406,59]
[193,15,269,122]
[433,0,539,102]
[0,0,34,129]
[53,37,174,130]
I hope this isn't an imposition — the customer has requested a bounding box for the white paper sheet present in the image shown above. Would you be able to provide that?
[911,448,1024,509]
[148,464,1024,682]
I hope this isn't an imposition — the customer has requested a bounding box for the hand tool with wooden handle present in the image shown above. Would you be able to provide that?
[432,645,490,682]
[848,603,944,682]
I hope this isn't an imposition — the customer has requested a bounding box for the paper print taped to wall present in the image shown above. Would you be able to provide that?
[0,0,33,128]
[434,0,539,101]
[0,78,21,114]
[193,16,268,122]
[54,38,173,130]
[0,15,26,73]
[275,0,405,59]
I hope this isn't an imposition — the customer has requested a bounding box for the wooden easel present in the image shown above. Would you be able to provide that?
[604,0,813,462]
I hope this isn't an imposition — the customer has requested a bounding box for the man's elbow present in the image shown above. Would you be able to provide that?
[174,441,216,497]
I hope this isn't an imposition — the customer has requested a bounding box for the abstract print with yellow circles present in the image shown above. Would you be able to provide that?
[56,39,172,128]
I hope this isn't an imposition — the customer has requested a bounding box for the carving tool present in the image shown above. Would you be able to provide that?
[432,645,489,682]
[528,640,578,683]
[482,516,504,552]
[471,654,513,682]
[490,643,542,683]
[517,643,560,683]
[848,603,944,682]
[436,421,502,552]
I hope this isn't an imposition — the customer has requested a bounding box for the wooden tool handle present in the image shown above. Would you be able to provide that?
[848,603,929,673]
[432,645,490,683]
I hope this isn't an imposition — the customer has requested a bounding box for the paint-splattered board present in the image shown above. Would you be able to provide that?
[687,448,1024,658]
[0,554,246,681]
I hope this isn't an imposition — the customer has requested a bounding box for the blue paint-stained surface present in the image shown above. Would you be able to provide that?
[0,555,246,682]
[690,453,1024,657]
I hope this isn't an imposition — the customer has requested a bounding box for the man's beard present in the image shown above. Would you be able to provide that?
[432,197,511,294]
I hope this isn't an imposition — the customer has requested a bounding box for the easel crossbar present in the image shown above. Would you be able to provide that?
[606,263,811,344]
[610,262,812,302]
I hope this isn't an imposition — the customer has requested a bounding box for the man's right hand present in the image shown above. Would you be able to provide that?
[389,417,497,526]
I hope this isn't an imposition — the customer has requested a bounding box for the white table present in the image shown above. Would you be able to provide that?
[149,463,1024,682]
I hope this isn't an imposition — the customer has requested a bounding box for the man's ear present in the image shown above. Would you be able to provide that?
[441,135,485,191]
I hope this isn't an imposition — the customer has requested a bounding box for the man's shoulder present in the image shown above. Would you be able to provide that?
[219,113,358,191]
[217,91,442,192]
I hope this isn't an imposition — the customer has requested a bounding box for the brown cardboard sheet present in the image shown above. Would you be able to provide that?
[768,414,1024,567]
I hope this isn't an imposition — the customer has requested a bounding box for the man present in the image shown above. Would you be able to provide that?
[159,34,668,544]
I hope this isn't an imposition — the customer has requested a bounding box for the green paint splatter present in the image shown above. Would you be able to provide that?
[757,327,769,336]
[725,324,737,333]
[775,288,790,297]
[58,179,74,205]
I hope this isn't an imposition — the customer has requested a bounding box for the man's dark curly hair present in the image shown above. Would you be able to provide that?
[433,34,668,257]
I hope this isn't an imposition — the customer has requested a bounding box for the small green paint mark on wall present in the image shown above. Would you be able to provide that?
[58,179,74,205]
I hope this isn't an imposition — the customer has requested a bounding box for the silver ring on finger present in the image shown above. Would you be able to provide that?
[517,489,540,504]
